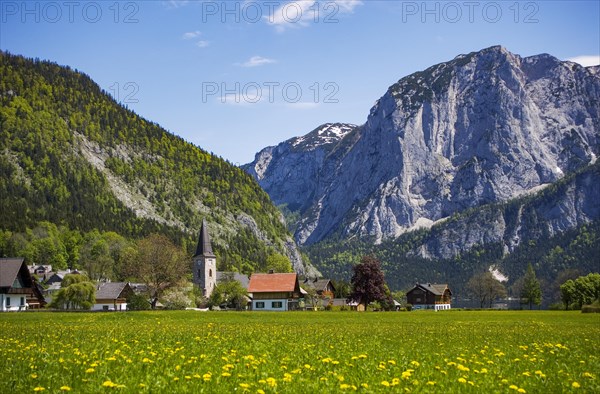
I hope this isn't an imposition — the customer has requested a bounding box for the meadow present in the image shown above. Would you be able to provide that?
[0,311,598,393]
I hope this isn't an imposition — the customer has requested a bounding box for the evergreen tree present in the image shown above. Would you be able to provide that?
[520,263,542,309]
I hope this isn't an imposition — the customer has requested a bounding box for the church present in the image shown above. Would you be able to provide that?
[192,220,250,298]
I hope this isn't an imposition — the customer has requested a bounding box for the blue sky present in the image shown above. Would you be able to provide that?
[1,0,599,164]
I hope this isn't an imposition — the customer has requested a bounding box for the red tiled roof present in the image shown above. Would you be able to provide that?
[248,273,298,293]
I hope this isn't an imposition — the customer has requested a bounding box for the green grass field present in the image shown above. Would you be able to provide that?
[1,311,598,393]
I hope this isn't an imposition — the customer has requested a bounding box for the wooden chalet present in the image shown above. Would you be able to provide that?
[406,283,452,310]
[0,258,46,311]
[248,272,302,311]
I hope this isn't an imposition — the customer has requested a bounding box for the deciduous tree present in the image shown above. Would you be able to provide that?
[125,234,189,309]
[348,256,391,310]
[466,271,507,308]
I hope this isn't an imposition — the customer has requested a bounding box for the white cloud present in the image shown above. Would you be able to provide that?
[164,0,189,9]
[196,40,210,48]
[238,56,276,67]
[182,31,202,40]
[266,0,362,31]
[566,55,600,67]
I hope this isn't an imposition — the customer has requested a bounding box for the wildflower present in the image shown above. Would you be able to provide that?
[583,372,595,379]
[138,384,146,388]
[457,364,470,372]
[31,374,38,379]
[240,383,250,389]
[59,387,71,391]
[522,371,531,377]
[361,383,369,388]
[266,377,277,387]
[222,372,231,377]
[509,385,519,390]
[283,373,292,383]
[33,388,45,392]
[257,390,265,394]
[203,372,212,381]
[85,368,95,373]
[458,378,466,383]
[572,382,581,388]
[102,381,118,388]
[518,389,526,393]
[410,360,420,367]
[388,360,396,365]
[427,381,435,385]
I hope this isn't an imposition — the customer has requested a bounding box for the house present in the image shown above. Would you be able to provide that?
[44,269,81,286]
[29,264,52,276]
[248,272,303,311]
[302,277,336,295]
[1,258,46,311]
[406,283,452,310]
[93,282,134,311]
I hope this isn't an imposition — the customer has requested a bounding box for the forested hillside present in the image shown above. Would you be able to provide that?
[0,52,308,275]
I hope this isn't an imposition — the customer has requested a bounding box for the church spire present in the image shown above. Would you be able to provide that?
[194,220,215,257]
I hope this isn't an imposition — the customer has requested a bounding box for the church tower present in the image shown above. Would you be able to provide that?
[192,220,217,297]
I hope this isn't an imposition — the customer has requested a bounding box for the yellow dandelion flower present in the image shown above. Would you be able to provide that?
[361,383,369,388]
[572,382,581,388]
[138,384,146,388]
[240,383,250,389]
[410,360,420,367]
[257,390,265,394]
[222,372,231,377]
[102,381,117,388]
[427,381,435,385]
[381,380,390,387]
[85,368,95,373]
[583,372,594,379]
[522,371,531,377]
[33,387,45,392]
[266,377,276,387]
[457,364,470,372]
[518,389,526,393]
[509,384,519,390]
[458,378,466,383]
[59,387,71,391]
[30,374,38,379]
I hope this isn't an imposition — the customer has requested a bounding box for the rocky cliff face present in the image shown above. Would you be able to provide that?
[245,46,600,247]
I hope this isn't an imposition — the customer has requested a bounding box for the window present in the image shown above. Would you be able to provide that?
[197,269,202,279]
[272,301,283,308]
[103,305,109,311]
[255,302,265,308]
[209,269,213,278]
[6,297,10,307]
[20,297,25,306]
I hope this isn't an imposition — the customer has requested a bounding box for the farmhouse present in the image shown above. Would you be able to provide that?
[407,283,452,310]
[0,258,46,311]
[93,282,134,311]
[248,272,303,311]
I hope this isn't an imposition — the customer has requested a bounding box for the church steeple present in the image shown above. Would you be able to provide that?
[192,220,217,297]
[194,219,215,257]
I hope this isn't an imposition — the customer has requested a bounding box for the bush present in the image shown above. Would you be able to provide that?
[126,293,151,311]
[581,301,600,313]
[405,303,413,312]
[548,303,564,311]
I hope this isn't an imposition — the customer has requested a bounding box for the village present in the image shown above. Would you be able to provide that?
[0,221,453,313]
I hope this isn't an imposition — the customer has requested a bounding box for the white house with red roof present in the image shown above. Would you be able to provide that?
[248,272,302,311]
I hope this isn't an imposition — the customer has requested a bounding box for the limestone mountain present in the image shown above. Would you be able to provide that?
[0,51,314,275]
[245,46,600,248]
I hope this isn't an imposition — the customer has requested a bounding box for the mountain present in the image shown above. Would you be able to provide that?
[245,46,600,248]
[0,51,315,276]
